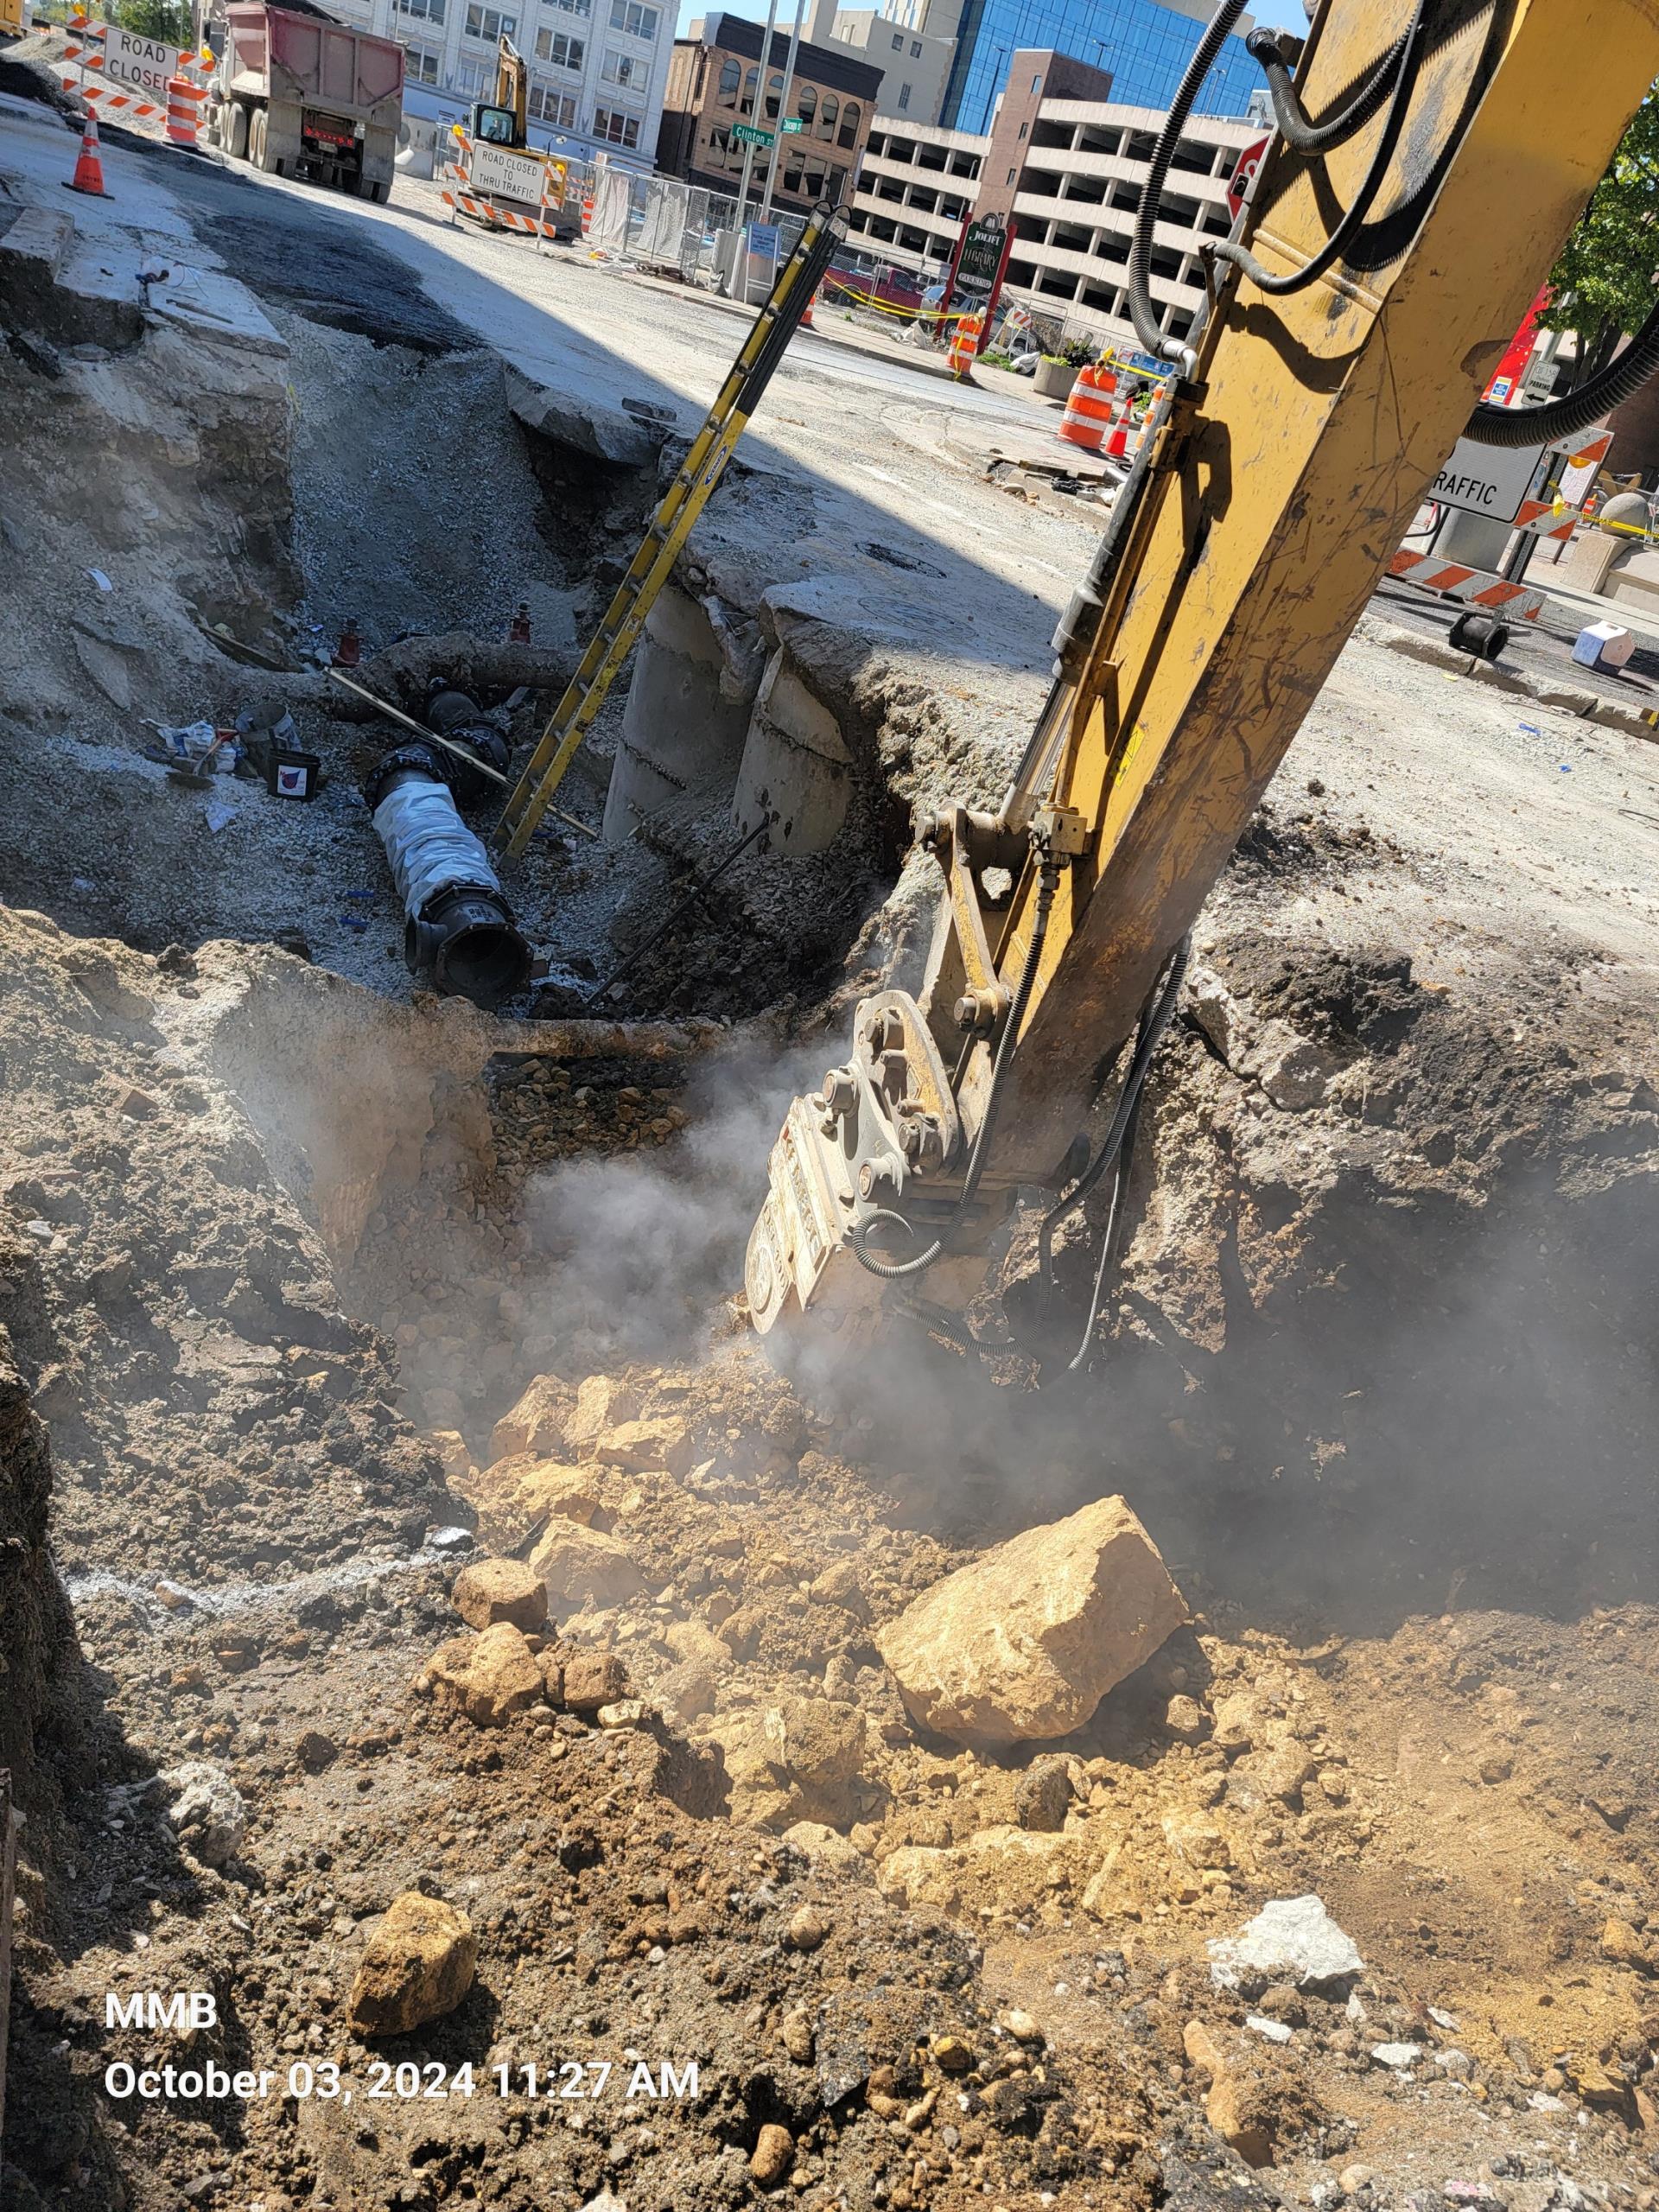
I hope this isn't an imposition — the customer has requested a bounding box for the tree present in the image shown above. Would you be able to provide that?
[1540,85,1659,386]
[114,0,192,44]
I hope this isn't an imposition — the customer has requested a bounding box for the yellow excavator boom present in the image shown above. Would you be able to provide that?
[744,0,1659,1338]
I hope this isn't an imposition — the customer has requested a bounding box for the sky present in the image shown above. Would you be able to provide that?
[671,0,1306,39]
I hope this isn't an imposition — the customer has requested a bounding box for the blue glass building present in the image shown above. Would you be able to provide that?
[941,0,1261,135]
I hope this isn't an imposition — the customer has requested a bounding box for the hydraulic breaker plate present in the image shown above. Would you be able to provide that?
[745,1095,848,1334]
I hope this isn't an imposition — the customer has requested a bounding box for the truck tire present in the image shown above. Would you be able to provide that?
[227,100,249,159]
[250,107,268,167]
[367,178,388,203]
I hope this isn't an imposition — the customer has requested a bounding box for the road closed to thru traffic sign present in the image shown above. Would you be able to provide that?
[103,25,180,99]
[470,143,551,206]
[1429,433,1546,521]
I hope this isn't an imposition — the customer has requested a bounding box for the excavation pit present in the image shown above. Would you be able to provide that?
[3,113,1659,2212]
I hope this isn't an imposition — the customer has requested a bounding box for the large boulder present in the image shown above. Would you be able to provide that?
[530,1520,645,1612]
[452,1556,549,1632]
[488,1372,574,1464]
[346,1893,477,2037]
[875,1497,1186,1745]
[422,1621,544,1726]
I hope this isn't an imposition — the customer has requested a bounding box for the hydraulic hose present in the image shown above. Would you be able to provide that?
[1129,0,1247,361]
[1037,933,1192,1289]
[1066,1083,1142,1372]
[1244,23,1406,155]
[1208,0,1431,299]
[847,855,1060,1281]
[1464,287,1659,447]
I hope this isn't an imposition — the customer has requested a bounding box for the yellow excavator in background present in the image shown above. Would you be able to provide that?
[744,0,1659,1345]
[469,29,528,150]
[454,33,571,237]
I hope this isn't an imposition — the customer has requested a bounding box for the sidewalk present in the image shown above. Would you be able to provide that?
[596,251,973,387]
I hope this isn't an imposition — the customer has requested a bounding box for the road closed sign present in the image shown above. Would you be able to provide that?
[1430,433,1546,521]
[104,25,180,97]
[1226,133,1269,219]
[470,143,551,205]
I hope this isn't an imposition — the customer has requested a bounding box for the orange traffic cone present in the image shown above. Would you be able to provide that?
[799,283,817,329]
[67,109,109,198]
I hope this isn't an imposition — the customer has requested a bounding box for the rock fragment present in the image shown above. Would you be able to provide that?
[452,1556,549,1633]
[875,1496,1186,1745]
[785,1904,828,1951]
[707,1698,869,1828]
[1208,1895,1363,1991]
[749,2123,793,2188]
[296,1730,337,1773]
[567,1376,639,1458]
[562,1649,629,1713]
[160,1761,247,1867]
[1014,1758,1071,1833]
[346,1893,477,2037]
[594,1414,695,1477]
[422,1622,543,1726]
[530,1520,645,1611]
[489,1372,573,1463]
[1600,1916,1655,1973]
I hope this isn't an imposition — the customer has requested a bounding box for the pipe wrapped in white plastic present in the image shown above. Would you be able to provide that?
[367,761,530,1005]
[372,777,502,916]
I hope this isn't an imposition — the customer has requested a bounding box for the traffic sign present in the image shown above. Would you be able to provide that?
[1225,133,1269,219]
[1430,434,1546,522]
[732,123,773,147]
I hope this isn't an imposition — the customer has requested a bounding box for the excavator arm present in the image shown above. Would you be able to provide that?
[744,0,1659,1337]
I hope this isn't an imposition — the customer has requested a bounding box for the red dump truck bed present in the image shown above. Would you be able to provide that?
[214,2,404,197]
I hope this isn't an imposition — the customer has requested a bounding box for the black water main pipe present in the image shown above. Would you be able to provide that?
[365,740,531,1007]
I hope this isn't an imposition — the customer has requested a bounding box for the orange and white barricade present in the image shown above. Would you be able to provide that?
[948,310,983,378]
[1386,550,1546,620]
[1058,365,1116,452]
[442,130,568,247]
[165,54,212,149]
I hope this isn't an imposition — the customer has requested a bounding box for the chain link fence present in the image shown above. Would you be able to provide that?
[569,165,932,307]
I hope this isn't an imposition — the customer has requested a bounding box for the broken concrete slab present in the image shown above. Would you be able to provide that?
[1208,1895,1364,1991]
[506,362,664,468]
[145,264,289,360]
[0,220,145,351]
[0,206,73,305]
[876,1496,1187,1746]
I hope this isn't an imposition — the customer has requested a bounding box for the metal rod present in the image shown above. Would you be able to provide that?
[759,0,806,224]
[721,0,779,300]
[582,818,771,1007]
[325,668,600,839]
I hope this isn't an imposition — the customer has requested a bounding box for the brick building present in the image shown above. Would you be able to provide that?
[655,10,883,212]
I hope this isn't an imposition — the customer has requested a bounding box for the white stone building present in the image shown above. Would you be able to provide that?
[327,0,675,169]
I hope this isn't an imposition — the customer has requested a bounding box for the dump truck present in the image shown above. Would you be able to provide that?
[0,0,34,38]
[206,0,404,201]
